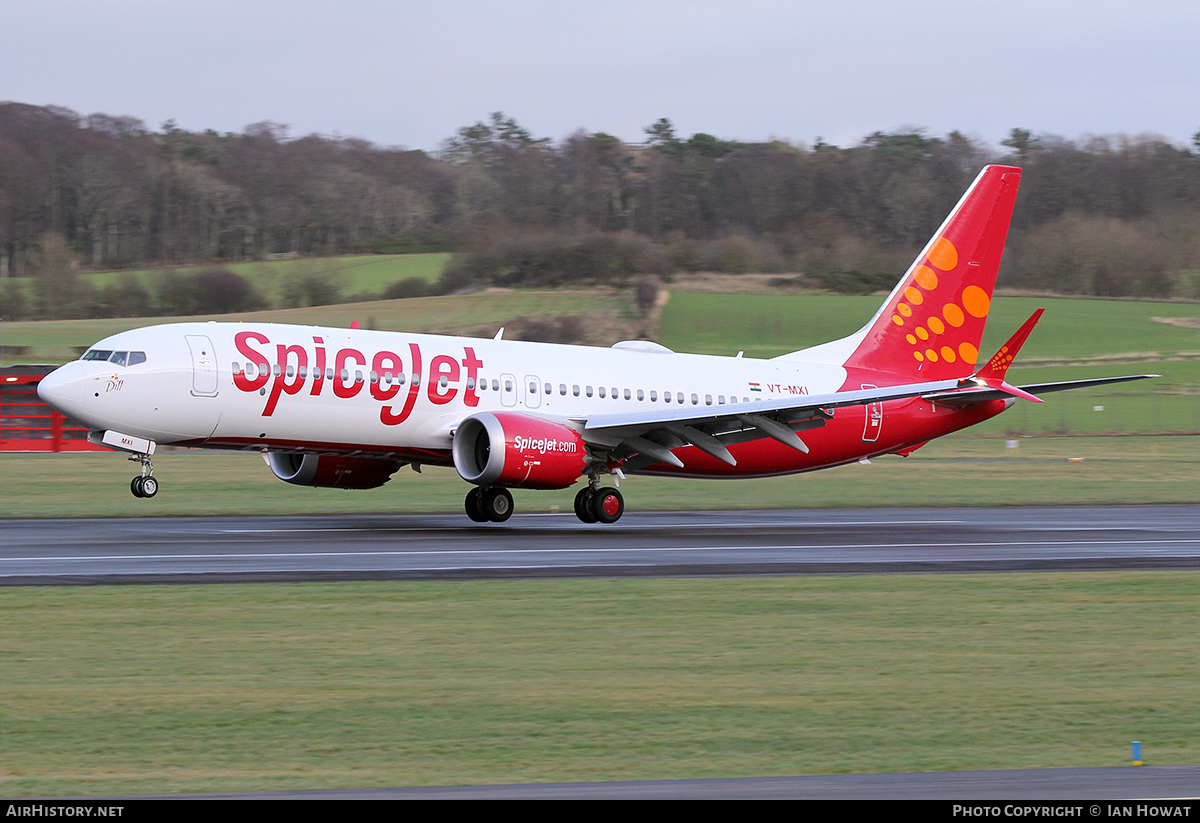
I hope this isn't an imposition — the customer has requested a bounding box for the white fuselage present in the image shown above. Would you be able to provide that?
[38,321,849,462]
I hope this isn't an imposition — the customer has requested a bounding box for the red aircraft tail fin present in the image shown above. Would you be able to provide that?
[840,165,1023,380]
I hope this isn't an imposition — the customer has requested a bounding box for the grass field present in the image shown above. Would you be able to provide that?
[4,285,1200,796]
[0,289,632,363]
[5,435,1200,518]
[0,573,1195,795]
[81,252,451,302]
[659,292,1200,360]
[7,286,1200,366]
[6,289,1200,437]
[659,291,1200,435]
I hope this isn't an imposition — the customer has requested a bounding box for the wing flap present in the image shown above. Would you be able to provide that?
[585,378,960,470]
[583,378,960,433]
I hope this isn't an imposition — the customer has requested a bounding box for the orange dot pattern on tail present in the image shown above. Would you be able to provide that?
[886,234,992,370]
[843,165,1021,381]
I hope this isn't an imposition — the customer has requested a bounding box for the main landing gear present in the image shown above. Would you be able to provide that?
[574,484,624,524]
[463,481,625,525]
[465,486,513,523]
[128,452,158,499]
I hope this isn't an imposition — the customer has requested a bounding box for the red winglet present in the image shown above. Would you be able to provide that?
[971,309,1044,402]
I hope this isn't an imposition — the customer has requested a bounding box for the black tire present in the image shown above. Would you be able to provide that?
[589,487,624,524]
[574,487,597,523]
[130,477,145,498]
[482,487,514,522]
[140,476,159,498]
[465,488,489,522]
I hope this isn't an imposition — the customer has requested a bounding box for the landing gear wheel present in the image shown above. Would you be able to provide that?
[465,488,489,522]
[128,451,157,499]
[481,487,514,522]
[589,487,624,524]
[574,487,597,523]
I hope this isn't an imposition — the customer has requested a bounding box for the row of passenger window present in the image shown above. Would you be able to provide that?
[550,382,749,405]
[235,362,749,405]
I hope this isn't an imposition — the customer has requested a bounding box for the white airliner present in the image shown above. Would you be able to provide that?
[37,165,1153,523]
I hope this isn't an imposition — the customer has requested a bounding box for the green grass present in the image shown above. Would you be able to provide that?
[5,289,1200,796]
[77,253,451,303]
[8,288,1200,370]
[5,290,1200,440]
[5,436,1200,518]
[0,573,1195,795]
[0,289,627,363]
[659,292,1200,360]
[655,292,1200,435]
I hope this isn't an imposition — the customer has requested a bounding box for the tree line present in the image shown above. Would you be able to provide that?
[2,102,1200,320]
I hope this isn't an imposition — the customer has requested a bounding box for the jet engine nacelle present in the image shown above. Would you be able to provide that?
[266,452,404,489]
[452,411,588,490]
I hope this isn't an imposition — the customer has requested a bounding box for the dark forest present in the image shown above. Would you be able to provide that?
[3,103,1200,319]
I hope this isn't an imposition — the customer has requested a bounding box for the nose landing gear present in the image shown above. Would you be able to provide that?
[129,452,158,498]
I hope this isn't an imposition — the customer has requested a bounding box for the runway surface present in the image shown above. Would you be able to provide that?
[12,508,1200,800]
[176,766,1200,799]
[3,504,1200,584]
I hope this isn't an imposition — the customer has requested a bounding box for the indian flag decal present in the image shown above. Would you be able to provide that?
[749,382,762,392]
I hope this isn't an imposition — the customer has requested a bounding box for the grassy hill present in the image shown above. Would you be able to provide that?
[658,290,1200,436]
[5,284,1200,516]
[5,285,1199,437]
[0,288,634,363]
[660,291,1200,361]
[81,252,451,303]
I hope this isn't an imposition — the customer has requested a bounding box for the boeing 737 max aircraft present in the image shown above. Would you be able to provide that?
[37,165,1155,523]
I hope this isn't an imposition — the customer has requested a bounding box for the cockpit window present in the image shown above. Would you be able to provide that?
[81,349,146,365]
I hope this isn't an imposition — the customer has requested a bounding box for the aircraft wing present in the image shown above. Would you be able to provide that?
[921,374,1160,408]
[580,378,961,468]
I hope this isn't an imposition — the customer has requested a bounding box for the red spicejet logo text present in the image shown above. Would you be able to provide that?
[232,331,484,426]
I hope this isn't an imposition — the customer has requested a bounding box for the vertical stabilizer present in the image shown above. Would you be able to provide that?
[788,165,1022,379]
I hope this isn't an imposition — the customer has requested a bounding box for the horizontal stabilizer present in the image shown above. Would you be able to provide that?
[924,374,1160,407]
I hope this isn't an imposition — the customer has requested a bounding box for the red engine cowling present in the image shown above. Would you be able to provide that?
[452,412,588,490]
[266,452,404,489]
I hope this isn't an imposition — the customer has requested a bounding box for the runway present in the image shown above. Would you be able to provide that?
[177,766,1200,799]
[10,507,1200,801]
[3,504,1200,584]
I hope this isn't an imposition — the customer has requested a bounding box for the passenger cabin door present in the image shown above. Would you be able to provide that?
[186,335,219,397]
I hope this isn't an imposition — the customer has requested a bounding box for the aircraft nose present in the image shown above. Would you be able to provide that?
[37,363,88,417]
